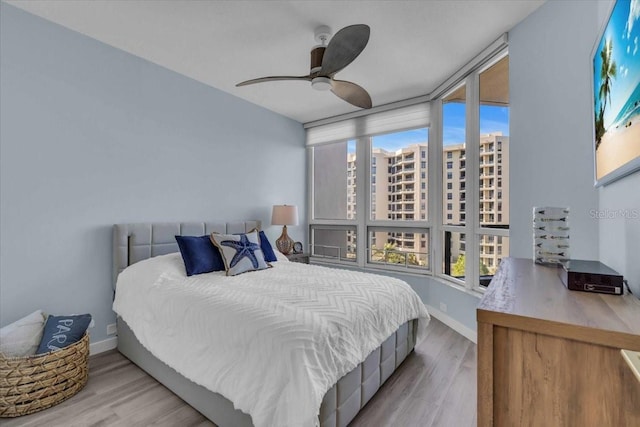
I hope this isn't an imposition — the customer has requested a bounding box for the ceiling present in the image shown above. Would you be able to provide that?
[6,0,544,123]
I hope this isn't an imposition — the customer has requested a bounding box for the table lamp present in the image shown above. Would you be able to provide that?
[271,205,298,255]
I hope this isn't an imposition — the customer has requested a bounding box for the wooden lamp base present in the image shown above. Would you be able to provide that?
[276,225,294,255]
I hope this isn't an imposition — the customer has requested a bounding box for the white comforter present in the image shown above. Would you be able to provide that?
[113,253,429,427]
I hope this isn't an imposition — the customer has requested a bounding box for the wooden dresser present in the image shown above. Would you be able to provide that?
[477,258,640,426]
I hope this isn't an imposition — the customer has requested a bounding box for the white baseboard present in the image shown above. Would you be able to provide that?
[90,336,118,355]
[425,304,477,344]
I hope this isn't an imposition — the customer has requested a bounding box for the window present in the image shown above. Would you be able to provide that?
[441,51,509,290]
[307,46,508,285]
[313,140,356,220]
[443,231,466,281]
[310,226,357,261]
[308,117,430,273]
[369,128,430,268]
[368,228,429,271]
[476,55,509,286]
[442,82,467,275]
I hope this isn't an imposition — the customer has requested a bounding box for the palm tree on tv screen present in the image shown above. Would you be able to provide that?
[596,38,617,148]
[599,39,617,115]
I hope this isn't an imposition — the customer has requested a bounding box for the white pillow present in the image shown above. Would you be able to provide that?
[210,230,270,276]
[274,250,290,262]
[0,310,46,357]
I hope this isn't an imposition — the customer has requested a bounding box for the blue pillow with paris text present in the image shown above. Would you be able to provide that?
[36,314,92,354]
[210,230,269,276]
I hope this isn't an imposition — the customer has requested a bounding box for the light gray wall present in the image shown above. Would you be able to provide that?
[599,176,640,296]
[0,4,306,343]
[509,0,601,261]
[511,0,640,297]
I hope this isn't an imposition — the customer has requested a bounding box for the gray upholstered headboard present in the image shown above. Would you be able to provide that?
[113,221,261,288]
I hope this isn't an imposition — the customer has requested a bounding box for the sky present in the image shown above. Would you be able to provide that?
[593,0,640,129]
[371,102,509,151]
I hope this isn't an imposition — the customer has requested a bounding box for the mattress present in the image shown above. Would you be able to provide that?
[113,252,429,427]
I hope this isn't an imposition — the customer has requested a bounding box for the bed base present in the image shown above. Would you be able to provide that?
[117,317,417,427]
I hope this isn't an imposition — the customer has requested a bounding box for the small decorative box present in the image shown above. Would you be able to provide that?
[533,206,570,265]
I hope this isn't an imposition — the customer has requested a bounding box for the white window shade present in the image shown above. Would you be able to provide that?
[306,102,430,146]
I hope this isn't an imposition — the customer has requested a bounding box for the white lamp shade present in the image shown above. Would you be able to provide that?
[271,205,299,226]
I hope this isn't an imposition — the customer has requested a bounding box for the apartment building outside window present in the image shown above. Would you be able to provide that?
[310,131,431,271]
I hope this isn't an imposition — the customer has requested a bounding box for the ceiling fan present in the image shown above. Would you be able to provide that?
[236,24,372,109]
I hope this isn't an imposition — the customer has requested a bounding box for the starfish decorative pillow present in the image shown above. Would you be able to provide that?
[210,230,270,276]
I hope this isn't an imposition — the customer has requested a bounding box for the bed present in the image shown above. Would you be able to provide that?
[112,221,429,427]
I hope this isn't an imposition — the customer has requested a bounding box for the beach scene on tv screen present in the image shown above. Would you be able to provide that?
[594,0,640,180]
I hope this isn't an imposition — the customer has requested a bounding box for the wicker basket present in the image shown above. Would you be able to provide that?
[0,333,89,417]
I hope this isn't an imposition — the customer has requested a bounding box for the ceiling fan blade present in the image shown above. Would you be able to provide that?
[330,79,372,109]
[236,75,311,87]
[320,24,370,76]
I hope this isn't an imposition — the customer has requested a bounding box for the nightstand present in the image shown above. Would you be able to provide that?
[285,253,309,264]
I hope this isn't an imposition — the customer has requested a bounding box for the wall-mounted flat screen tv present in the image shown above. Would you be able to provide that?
[592,0,640,186]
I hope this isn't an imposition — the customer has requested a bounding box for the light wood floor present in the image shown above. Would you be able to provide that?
[2,318,476,427]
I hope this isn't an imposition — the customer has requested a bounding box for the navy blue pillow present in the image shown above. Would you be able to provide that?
[175,235,225,276]
[259,230,277,262]
[36,314,92,354]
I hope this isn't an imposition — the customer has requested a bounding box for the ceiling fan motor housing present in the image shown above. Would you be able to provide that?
[310,46,326,75]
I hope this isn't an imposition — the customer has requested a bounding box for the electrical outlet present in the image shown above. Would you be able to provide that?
[106,323,117,336]
[439,302,448,313]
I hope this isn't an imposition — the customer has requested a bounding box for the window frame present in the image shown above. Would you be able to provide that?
[309,224,358,264]
[308,131,432,275]
[365,226,430,273]
[436,48,510,292]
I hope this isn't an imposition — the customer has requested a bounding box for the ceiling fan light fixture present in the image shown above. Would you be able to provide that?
[236,24,372,109]
[311,76,332,91]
